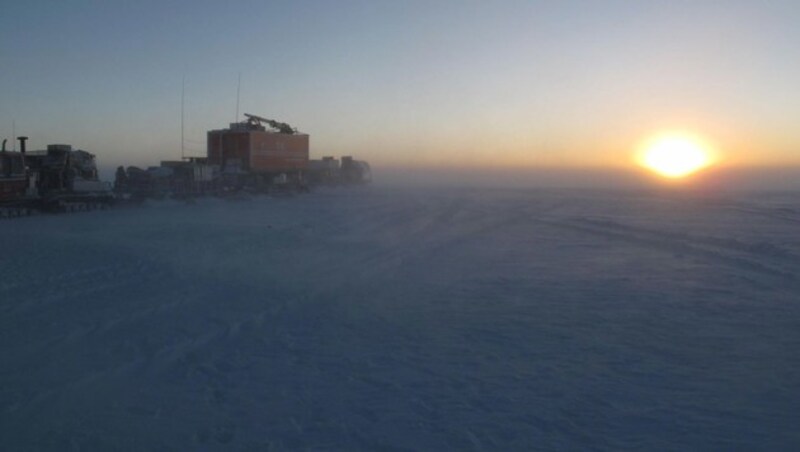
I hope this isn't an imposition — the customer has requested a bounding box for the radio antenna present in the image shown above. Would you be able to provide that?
[235,72,242,122]
[181,74,185,160]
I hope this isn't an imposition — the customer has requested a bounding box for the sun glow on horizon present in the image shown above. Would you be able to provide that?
[638,133,714,179]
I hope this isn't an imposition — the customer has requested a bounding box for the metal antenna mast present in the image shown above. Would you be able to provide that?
[235,72,241,123]
[181,74,185,160]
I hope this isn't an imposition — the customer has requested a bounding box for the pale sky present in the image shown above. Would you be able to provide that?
[1,1,798,176]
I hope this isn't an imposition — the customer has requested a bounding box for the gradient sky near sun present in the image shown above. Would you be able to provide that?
[1,0,798,174]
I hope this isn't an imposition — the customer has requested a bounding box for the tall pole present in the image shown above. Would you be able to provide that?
[181,74,185,160]
[235,72,241,122]
[11,120,15,151]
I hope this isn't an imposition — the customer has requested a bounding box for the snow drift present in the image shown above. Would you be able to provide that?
[1,186,799,450]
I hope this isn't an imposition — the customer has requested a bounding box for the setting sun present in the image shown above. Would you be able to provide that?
[638,134,714,178]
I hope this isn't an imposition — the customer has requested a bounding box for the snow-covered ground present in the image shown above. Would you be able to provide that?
[2,186,799,450]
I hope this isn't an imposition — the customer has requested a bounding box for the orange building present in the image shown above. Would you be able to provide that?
[207,115,309,174]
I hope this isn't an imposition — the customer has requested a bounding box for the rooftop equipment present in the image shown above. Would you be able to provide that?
[241,113,297,134]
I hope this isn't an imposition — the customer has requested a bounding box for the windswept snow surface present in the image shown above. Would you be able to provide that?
[2,187,799,450]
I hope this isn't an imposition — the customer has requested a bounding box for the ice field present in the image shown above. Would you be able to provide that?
[1,186,799,450]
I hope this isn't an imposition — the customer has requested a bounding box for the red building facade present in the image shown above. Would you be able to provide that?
[207,124,309,174]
